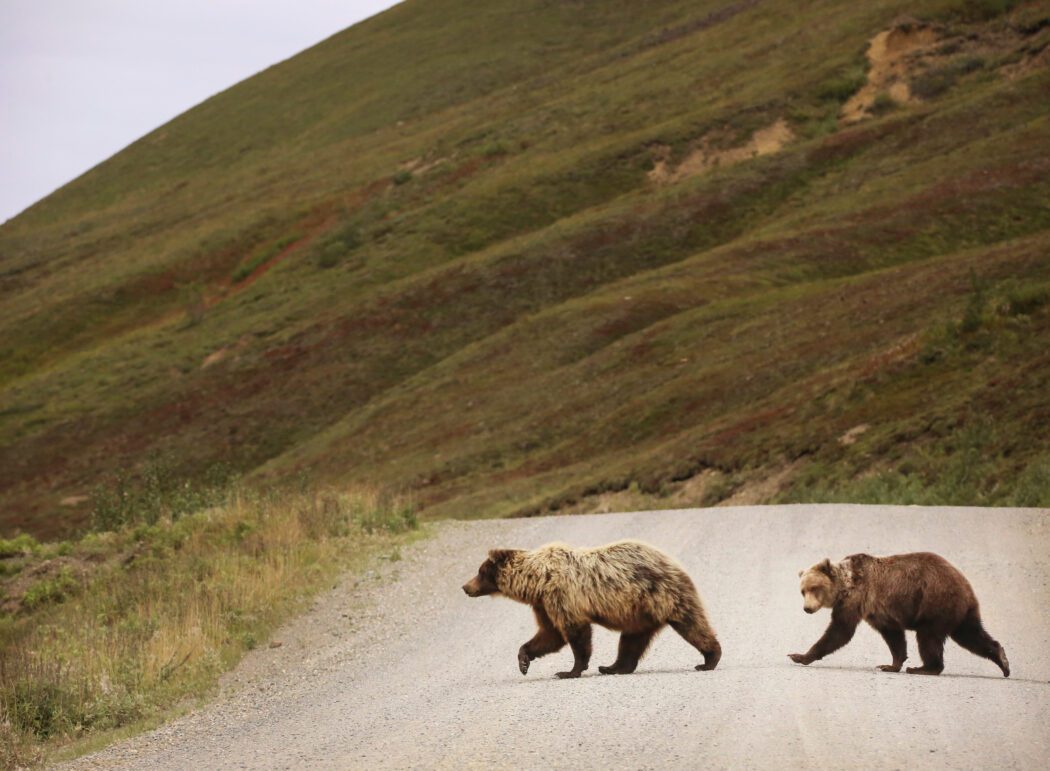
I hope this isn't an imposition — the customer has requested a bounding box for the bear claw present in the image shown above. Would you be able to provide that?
[517,650,530,675]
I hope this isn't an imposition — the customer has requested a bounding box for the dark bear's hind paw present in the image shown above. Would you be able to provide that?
[997,646,1010,678]
[517,648,530,676]
[555,670,583,679]
[787,653,811,665]
[698,647,720,671]
[877,664,903,672]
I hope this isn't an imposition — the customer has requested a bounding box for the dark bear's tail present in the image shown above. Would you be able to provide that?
[950,609,1009,677]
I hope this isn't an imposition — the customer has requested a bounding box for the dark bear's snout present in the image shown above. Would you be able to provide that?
[462,577,482,596]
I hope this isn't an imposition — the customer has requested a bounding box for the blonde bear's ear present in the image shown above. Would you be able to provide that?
[798,569,804,578]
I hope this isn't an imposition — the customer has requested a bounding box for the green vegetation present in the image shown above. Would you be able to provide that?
[816,63,869,104]
[1,0,1049,544]
[929,0,1024,23]
[90,455,234,531]
[0,484,419,766]
[910,56,985,100]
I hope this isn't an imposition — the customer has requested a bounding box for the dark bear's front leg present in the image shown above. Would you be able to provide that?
[875,626,907,672]
[789,607,859,666]
[555,624,592,679]
[518,604,565,675]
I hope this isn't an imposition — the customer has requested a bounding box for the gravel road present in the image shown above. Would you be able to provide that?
[67,505,1050,770]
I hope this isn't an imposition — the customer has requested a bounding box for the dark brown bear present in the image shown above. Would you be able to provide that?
[788,552,1009,677]
[462,540,721,678]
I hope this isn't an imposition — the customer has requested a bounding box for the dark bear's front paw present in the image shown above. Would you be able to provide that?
[905,666,942,675]
[555,670,582,679]
[788,653,811,665]
[517,648,531,676]
[877,664,902,672]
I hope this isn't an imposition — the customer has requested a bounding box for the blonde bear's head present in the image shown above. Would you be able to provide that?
[797,558,841,613]
[462,549,520,597]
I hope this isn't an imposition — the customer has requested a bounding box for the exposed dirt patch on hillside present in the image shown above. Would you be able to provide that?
[649,119,794,185]
[838,424,870,447]
[842,21,940,123]
[398,156,450,175]
[844,10,1050,123]
[201,334,255,370]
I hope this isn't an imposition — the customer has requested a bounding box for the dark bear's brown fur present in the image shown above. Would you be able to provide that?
[788,552,1009,677]
[462,540,720,678]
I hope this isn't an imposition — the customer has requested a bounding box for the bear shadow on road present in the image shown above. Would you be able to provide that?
[788,662,1042,683]
[507,667,725,685]
[505,663,1046,685]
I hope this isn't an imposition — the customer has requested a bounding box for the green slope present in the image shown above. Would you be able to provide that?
[2,0,1049,538]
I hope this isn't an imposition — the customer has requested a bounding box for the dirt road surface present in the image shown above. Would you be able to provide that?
[68,505,1050,769]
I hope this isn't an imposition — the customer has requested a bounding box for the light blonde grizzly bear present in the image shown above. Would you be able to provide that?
[789,552,1009,677]
[462,540,720,678]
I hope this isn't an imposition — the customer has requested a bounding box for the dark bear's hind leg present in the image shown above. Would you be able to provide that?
[599,629,657,675]
[949,613,1010,678]
[876,626,907,672]
[555,624,592,679]
[907,628,945,675]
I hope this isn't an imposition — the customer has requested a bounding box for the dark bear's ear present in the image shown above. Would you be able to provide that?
[818,558,834,576]
[488,549,514,564]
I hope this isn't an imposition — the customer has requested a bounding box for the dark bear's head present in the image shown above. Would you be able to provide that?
[462,549,518,597]
[797,558,839,613]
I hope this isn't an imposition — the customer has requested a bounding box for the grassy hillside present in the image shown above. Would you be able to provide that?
[2,0,1049,538]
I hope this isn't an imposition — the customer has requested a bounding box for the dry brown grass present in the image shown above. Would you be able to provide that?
[0,488,419,767]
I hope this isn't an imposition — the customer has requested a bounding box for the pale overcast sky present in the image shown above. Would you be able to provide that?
[0,1,401,224]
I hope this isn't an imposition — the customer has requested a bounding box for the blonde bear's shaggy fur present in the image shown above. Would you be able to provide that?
[788,552,1009,677]
[462,540,721,678]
